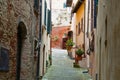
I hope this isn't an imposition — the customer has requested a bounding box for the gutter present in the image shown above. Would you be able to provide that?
[71,0,84,13]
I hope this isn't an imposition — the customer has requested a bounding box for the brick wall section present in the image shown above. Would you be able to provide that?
[0,0,37,80]
[51,26,70,49]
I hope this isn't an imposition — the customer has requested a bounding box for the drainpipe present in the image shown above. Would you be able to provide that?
[50,0,52,65]
[36,0,42,79]
[84,1,86,57]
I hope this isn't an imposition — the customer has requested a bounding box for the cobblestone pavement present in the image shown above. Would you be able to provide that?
[42,48,92,80]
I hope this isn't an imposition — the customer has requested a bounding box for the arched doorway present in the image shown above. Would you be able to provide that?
[68,30,73,39]
[42,45,45,75]
[16,21,27,80]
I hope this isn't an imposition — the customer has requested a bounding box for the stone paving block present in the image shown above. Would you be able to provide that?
[42,49,92,80]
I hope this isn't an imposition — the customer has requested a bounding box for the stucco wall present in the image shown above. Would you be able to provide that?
[74,2,89,68]
[40,26,51,78]
[84,0,96,79]
[75,2,84,49]
[96,0,120,80]
[40,27,47,77]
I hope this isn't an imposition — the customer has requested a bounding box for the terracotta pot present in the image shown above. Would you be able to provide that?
[75,55,82,64]
[66,46,72,51]
[76,55,82,60]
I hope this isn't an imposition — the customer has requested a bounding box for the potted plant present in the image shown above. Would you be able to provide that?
[66,39,74,58]
[66,39,74,50]
[75,49,84,64]
[76,49,84,56]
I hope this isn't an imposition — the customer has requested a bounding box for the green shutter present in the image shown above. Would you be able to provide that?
[47,9,51,34]
[44,1,47,25]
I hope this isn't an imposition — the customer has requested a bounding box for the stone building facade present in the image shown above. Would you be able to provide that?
[70,0,89,68]
[85,0,97,79]
[0,0,39,80]
[39,0,52,78]
[96,0,120,80]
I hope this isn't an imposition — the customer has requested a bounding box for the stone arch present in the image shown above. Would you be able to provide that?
[17,21,27,39]
[16,21,27,80]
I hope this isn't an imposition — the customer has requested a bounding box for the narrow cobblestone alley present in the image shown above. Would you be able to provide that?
[42,49,92,80]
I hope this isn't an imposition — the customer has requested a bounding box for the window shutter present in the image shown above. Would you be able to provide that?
[47,9,51,34]
[94,0,98,28]
[44,1,47,25]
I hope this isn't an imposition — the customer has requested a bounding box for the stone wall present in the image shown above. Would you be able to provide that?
[96,0,120,80]
[0,0,37,80]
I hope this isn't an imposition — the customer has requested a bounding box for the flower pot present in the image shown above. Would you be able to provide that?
[66,46,72,51]
[67,46,72,52]
[76,55,82,60]
[75,54,82,64]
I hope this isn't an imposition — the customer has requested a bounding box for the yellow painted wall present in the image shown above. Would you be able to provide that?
[75,2,84,49]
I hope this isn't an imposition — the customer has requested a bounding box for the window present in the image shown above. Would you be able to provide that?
[76,25,78,35]
[81,18,84,32]
[94,0,98,28]
[78,22,80,34]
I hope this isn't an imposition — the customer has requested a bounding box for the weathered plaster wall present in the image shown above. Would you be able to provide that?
[75,3,84,48]
[96,0,120,80]
[40,26,51,78]
[84,0,96,79]
[40,27,47,77]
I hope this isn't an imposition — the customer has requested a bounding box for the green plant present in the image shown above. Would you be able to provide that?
[53,36,59,41]
[76,49,84,56]
[64,33,67,36]
[66,39,74,47]
[73,62,80,68]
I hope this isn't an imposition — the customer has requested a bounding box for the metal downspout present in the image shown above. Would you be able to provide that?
[84,1,86,57]
[50,0,52,65]
[36,0,42,80]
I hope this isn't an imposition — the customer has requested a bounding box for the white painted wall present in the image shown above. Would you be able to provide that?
[84,0,90,68]
[71,13,76,58]
[40,0,51,77]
